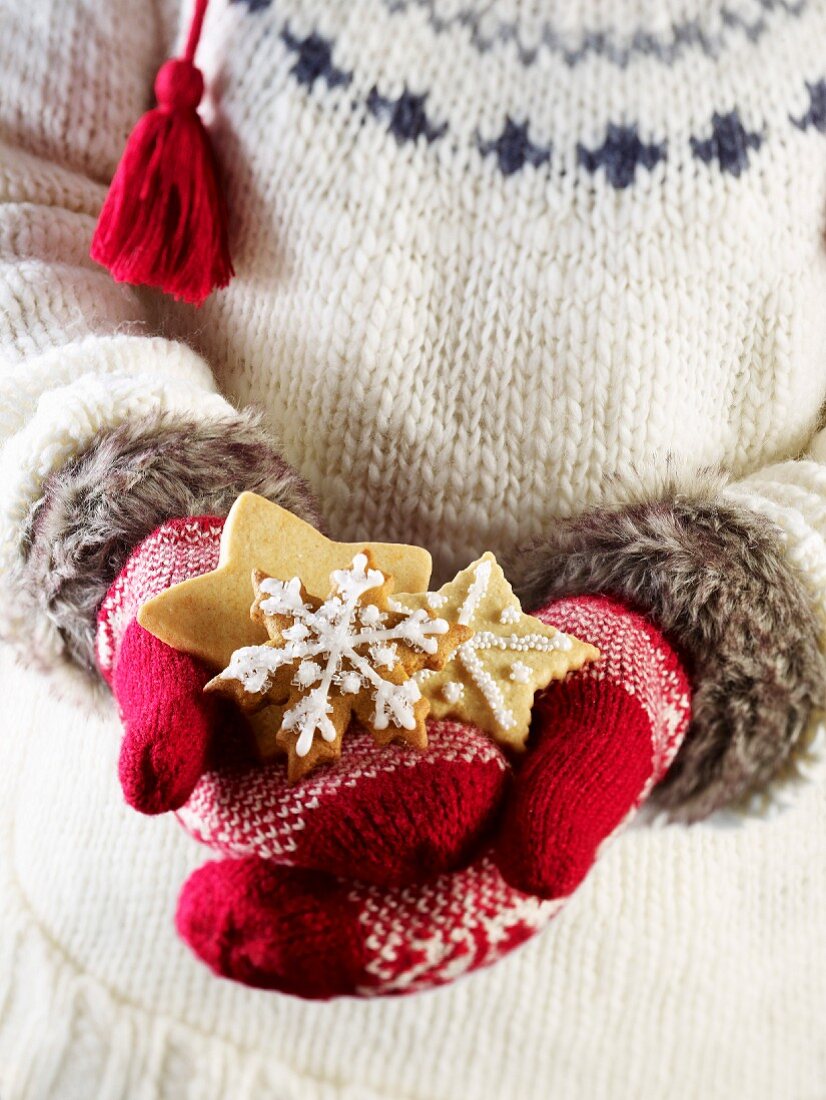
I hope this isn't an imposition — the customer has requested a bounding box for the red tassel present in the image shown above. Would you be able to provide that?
[91,0,232,306]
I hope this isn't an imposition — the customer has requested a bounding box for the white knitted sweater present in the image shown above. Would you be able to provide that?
[3,0,826,1094]
[5,0,826,658]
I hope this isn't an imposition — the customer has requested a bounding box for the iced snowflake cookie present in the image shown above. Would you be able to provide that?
[205,552,471,781]
[394,553,600,751]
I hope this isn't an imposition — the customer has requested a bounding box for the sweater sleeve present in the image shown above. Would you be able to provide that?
[723,436,826,653]
[0,1,318,674]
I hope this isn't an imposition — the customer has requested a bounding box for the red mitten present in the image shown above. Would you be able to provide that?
[176,853,556,998]
[178,719,505,887]
[97,516,225,813]
[96,517,507,885]
[176,594,692,998]
[494,595,692,897]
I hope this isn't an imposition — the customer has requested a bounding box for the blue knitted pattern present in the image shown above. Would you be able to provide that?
[378,0,807,69]
[231,0,824,187]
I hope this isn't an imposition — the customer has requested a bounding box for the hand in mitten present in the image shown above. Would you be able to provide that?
[20,413,323,813]
[96,516,508,883]
[173,594,692,998]
[96,514,228,813]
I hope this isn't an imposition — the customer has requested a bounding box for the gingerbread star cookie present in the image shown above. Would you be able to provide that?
[137,492,432,670]
[394,552,600,751]
[205,551,470,781]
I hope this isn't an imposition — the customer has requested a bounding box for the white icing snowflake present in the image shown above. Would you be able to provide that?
[215,553,450,759]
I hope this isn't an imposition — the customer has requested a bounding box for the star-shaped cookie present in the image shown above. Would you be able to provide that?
[205,551,471,781]
[137,492,432,670]
[394,553,600,751]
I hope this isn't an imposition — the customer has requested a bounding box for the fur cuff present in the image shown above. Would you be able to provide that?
[20,411,322,675]
[507,476,826,822]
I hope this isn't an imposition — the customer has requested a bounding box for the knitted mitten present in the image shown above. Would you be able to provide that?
[176,595,692,997]
[176,853,558,998]
[96,516,507,884]
[97,515,225,813]
[494,596,691,897]
[178,718,507,887]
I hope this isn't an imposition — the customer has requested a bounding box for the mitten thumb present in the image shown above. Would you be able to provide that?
[97,515,226,813]
[114,619,216,813]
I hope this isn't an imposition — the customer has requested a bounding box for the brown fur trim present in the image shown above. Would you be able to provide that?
[20,411,323,675]
[506,475,826,822]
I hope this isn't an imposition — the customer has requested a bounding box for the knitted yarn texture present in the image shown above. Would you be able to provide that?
[98,515,509,880]
[3,0,826,1081]
[175,593,691,996]
[6,0,826,672]
[95,514,690,998]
